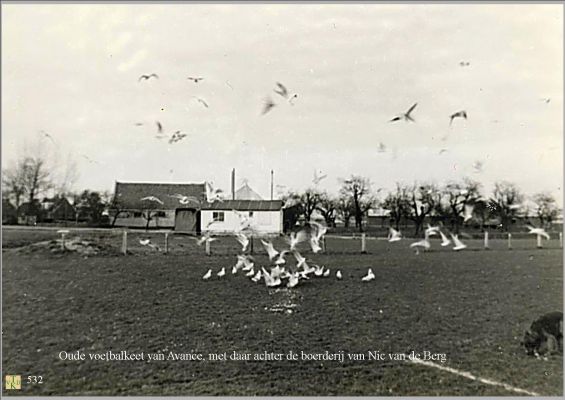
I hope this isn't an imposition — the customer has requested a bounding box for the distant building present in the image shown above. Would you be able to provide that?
[2,199,17,224]
[201,200,283,235]
[41,196,76,221]
[17,200,42,225]
[111,181,207,232]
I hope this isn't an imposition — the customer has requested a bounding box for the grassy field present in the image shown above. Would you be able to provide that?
[2,227,563,396]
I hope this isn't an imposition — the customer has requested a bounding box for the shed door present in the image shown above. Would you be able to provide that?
[175,209,198,233]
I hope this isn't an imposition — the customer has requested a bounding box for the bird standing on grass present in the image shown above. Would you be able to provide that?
[362,268,375,282]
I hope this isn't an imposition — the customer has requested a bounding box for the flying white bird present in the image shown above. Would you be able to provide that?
[292,250,308,270]
[310,221,328,241]
[313,170,328,185]
[313,264,325,276]
[245,268,255,277]
[205,182,224,203]
[202,269,212,280]
[472,161,484,173]
[388,227,402,242]
[410,233,431,254]
[527,226,550,240]
[361,268,375,282]
[274,251,289,266]
[449,110,468,125]
[450,233,468,251]
[463,204,474,222]
[439,231,451,247]
[425,224,441,237]
[251,270,262,283]
[169,194,200,205]
[217,267,226,277]
[187,76,204,83]
[310,237,322,253]
[196,232,216,246]
[140,196,164,205]
[261,239,279,260]
[389,103,417,122]
[261,267,281,287]
[336,270,342,280]
[287,230,309,251]
[235,232,250,252]
[138,73,159,81]
[287,273,299,288]
[273,82,289,98]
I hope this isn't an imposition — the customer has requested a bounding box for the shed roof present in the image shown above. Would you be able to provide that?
[201,200,283,211]
[114,181,207,209]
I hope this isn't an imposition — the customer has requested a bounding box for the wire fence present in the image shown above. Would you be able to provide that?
[3,227,562,257]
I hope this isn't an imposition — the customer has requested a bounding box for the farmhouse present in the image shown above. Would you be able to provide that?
[41,196,76,222]
[2,199,17,224]
[201,200,284,235]
[111,181,207,232]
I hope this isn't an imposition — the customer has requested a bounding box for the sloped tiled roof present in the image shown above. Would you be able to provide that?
[235,183,263,200]
[202,200,283,211]
[114,181,207,209]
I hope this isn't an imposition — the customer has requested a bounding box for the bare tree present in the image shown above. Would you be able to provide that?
[532,192,560,228]
[336,194,355,228]
[406,183,440,236]
[316,192,338,227]
[2,163,27,208]
[339,175,375,232]
[3,155,53,206]
[381,183,410,230]
[443,178,482,232]
[489,181,524,231]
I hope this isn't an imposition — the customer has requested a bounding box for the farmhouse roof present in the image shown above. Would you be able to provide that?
[235,182,263,200]
[202,200,283,211]
[114,181,207,209]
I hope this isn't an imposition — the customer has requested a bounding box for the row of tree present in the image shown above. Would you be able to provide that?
[282,176,561,234]
[3,154,560,232]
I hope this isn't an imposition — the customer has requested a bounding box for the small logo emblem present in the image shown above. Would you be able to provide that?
[5,375,21,390]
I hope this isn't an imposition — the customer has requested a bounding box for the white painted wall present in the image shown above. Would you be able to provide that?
[201,210,282,234]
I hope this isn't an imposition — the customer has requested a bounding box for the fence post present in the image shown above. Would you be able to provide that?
[250,235,254,255]
[537,234,542,249]
[321,236,326,253]
[61,233,66,251]
[361,233,367,254]
[507,233,512,250]
[121,230,128,255]
[560,232,563,249]
[165,232,169,254]
[205,239,211,256]
[483,231,489,250]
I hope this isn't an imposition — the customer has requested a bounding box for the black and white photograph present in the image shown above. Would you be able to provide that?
[1,1,563,396]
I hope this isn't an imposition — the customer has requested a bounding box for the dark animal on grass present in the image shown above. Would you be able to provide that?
[522,311,563,357]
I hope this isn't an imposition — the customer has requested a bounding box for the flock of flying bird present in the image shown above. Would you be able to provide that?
[198,217,377,288]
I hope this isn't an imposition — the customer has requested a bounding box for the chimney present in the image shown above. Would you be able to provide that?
[231,168,235,200]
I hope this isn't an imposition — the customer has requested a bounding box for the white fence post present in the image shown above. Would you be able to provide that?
[61,233,66,251]
[537,234,542,249]
[361,233,367,254]
[483,231,489,249]
[507,233,512,250]
[165,232,169,254]
[205,239,211,256]
[560,232,563,249]
[121,230,128,255]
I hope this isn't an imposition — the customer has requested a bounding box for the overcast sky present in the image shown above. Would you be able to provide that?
[2,3,563,206]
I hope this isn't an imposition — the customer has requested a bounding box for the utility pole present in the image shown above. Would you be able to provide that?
[270,169,274,200]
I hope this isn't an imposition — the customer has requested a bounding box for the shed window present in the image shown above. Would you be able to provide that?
[156,211,166,218]
[133,211,142,218]
[249,211,254,217]
[213,211,225,222]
